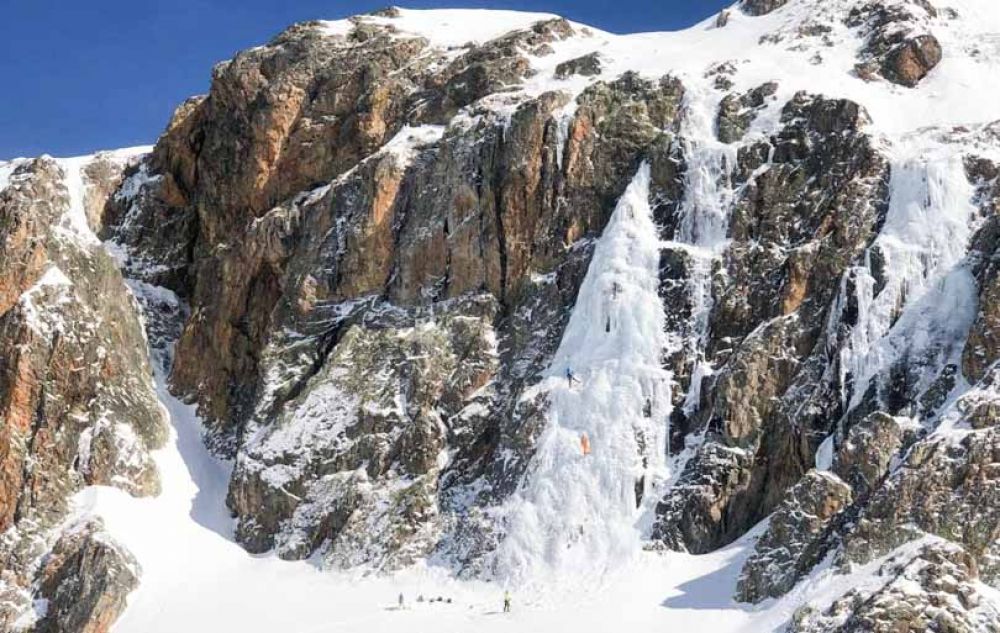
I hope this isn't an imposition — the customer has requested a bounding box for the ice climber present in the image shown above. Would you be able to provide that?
[580,432,592,456]
[503,591,512,613]
[566,367,577,387]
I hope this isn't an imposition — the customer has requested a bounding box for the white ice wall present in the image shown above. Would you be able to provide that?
[494,163,672,584]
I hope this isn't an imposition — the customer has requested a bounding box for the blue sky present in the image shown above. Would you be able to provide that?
[0,1,731,159]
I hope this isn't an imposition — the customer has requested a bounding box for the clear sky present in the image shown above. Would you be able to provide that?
[0,0,732,160]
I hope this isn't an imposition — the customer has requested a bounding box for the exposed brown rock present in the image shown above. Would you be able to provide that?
[96,13,687,566]
[849,1,942,88]
[833,412,914,498]
[0,157,164,630]
[31,519,139,633]
[882,34,942,87]
[736,471,852,603]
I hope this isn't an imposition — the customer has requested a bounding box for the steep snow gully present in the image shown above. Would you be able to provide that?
[43,0,1000,630]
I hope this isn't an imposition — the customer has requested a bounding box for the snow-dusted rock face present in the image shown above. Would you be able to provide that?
[105,14,688,574]
[8,0,1000,630]
[0,156,165,630]
[651,90,890,554]
[790,541,1000,633]
[28,518,139,633]
[102,0,1000,591]
[737,471,853,603]
[741,0,790,17]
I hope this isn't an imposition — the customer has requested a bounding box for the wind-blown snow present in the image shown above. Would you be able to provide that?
[17,266,74,337]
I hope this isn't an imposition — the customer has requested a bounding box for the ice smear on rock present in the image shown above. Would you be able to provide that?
[835,145,980,417]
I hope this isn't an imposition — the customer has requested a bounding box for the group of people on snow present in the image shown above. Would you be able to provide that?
[395,591,513,613]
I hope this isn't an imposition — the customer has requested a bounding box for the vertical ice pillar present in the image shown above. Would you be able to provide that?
[496,163,672,583]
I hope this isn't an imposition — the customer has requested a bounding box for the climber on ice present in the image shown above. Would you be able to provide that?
[580,431,591,456]
[566,367,578,388]
[503,590,512,613]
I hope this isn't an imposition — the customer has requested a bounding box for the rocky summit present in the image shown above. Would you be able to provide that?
[3,1,1000,632]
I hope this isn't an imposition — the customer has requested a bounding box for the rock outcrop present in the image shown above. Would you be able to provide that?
[736,471,852,603]
[652,91,890,554]
[555,52,604,79]
[849,0,942,87]
[841,418,1000,585]
[716,82,778,144]
[832,412,915,498]
[741,0,790,16]
[790,541,1000,633]
[0,155,164,631]
[28,519,140,633]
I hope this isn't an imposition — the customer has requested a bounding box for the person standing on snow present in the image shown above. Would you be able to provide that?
[503,590,512,613]
[398,592,404,609]
[566,367,577,388]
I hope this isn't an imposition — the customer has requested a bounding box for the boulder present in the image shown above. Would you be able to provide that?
[849,1,942,87]
[881,34,942,87]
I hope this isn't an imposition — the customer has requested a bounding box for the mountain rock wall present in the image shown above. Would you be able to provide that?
[3,0,1000,630]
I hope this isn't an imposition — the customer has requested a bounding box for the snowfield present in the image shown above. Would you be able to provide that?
[55,0,1000,631]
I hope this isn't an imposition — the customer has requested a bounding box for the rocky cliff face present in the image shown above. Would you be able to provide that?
[105,14,688,574]
[0,154,165,631]
[5,0,1000,631]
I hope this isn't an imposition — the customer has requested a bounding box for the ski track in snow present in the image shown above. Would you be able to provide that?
[32,0,1000,630]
